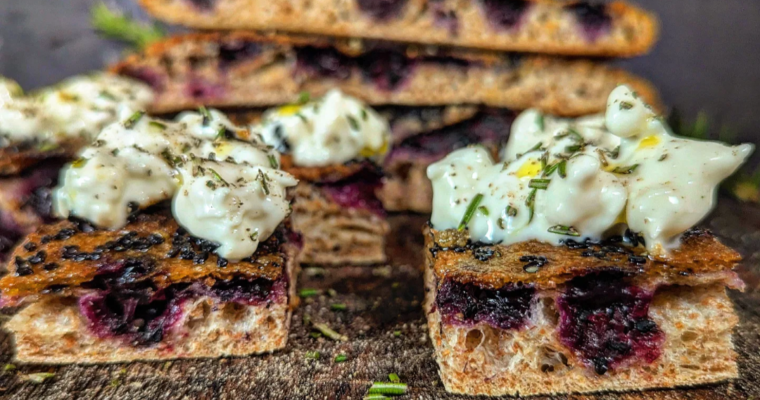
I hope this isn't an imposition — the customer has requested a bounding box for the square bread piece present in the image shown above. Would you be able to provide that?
[283,157,389,265]
[423,226,744,397]
[0,211,299,364]
[110,32,660,116]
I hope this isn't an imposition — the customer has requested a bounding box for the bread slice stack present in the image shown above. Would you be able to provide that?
[114,0,662,217]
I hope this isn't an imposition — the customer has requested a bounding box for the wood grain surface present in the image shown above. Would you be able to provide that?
[0,198,759,399]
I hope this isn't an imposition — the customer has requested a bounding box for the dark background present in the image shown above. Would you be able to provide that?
[1,0,759,144]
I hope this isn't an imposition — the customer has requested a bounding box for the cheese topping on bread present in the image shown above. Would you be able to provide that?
[256,90,390,167]
[428,85,753,254]
[54,109,297,260]
[0,73,153,146]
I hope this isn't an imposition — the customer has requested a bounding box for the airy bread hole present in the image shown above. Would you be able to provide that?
[186,301,212,331]
[540,297,560,326]
[539,346,570,374]
[221,302,247,321]
[465,328,484,351]
[681,331,699,342]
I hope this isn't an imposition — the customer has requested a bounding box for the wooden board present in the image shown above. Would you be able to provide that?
[1,198,759,399]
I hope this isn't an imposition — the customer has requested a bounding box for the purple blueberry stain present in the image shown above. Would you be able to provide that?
[556,271,664,375]
[436,279,536,331]
[185,77,225,100]
[319,165,385,216]
[219,40,263,69]
[295,47,354,80]
[357,50,415,91]
[480,0,531,31]
[119,66,165,92]
[356,0,409,21]
[566,3,612,42]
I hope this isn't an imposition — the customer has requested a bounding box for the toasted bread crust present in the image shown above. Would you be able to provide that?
[0,141,80,176]
[111,32,661,116]
[0,212,293,301]
[424,226,743,290]
[139,0,658,57]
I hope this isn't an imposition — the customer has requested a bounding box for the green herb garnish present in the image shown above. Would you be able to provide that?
[298,288,321,297]
[477,206,489,216]
[257,169,270,195]
[313,323,348,341]
[199,106,212,125]
[37,142,59,152]
[305,351,320,360]
[3,364,16,372]
[347,115,360,131]
[297,91,311,104]
[250,232,259,242]
[26,372,55,384]
[557,159,567,178]
[367,382,408,395]
[71,158,88,168]
[90,3,165,50]
[149,121,167,130]
[529,179,550,190]
[611,164,639,174]
[331,303,347,311]
[506,205,517,217]
[526,188,537,223]
[619,101,634,110]
[334,354,348,363]
[123,110,144,129]
[388,373,400,383]
[208,168,228,185]
[457,193,484,231]
[536,113,545,131]
[548,225,580,236]
[268,154,279,169]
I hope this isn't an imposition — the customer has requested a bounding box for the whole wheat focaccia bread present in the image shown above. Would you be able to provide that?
[381,108,514,213]
[111,32,660,116]
[423,226,743,396]
[0,211,299,364]
[139,0,658,57]
[282,157,389,265]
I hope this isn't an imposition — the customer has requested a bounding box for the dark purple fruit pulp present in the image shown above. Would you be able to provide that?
[357,50,415,91]
[185,78,225,100]
[320,167,385,216]
[0,224,21,262]
[119,66,165,91]
[480,0,531,30]
[219,41,263,69]
[79,276,282,346]
[295,47,354,80]
[566,3,611,42]
[356,0,409,21]
[557,272,664,375]
[436,279,535,330]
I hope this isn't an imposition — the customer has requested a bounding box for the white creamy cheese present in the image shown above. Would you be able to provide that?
[54,109,297,260]
[429,85,754,254]
[255,89,390,167]
[0,73,153,146]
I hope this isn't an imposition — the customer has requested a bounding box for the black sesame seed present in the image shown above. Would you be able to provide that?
[43,263,59,271]
[634,319,657,333]
[28,251,46,264]
[23,242,38,252]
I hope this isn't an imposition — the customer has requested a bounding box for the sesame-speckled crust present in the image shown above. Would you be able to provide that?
[139,0,658,57]
[0,211,295,301]
[110,32,661,116]
[0,141,80,176]
[423,226,744,291]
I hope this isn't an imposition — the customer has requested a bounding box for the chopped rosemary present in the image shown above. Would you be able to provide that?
[37,142,59,152]
[313,323,348,341]
[611,164,640,174]
[26,372,55,383]
[497,217,506,229]
[309,332,322,339]
[90,3,165,50]
[457,194,484,231]
[71,158,87,168]
[305,351,320,360]
[250,232,259,242]
[334,354,348,363]
[257,169,270,195]
[540,152,548,171]
[268,154,279,169]
[363,395,390,400]
[607,145,621,159]
[149,121,167,130]
[529,179,551,190]
[123,110,144,129]
[536,113,545,131]
[347,115,360,131]
[368,382,408,395]
[215,126,228,141]
[331,303,347,311]
[208,168,228,185]
[565,144,583,154]
[526,188,537,223]
[477,206,490,216]
[506,205,517,217]
[524,142,543,154]
[99,91,117,101]
[619,101,634,110]
[3,364,16,372]
[596,148,609,167]
[388,373,401,383]
[199,106,212,125]
[361,108,369,121]
[658,153,668,161]
[393,330,402,337]
[297,91,311,104]
[548,225,580,236]
[558,159,567,178]
[298,288,321,297]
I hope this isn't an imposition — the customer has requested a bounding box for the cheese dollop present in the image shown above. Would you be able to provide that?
[54,109,298,260]
[255,90,390,167]
[0,73,153,146]
[429,85,754,254]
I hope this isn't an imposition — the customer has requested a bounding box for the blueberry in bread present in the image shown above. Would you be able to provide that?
[423,86,752,396]
[138,0,658,57]
[253,90,390,265]
[1,108,300,364]
[110,32,660,116]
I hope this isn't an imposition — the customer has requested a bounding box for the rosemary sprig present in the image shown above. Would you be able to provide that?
[334,354,348,363]
[305,351,320,360]
[388,373,401,383]
[268,154,279,169]
[457,194,484,231]
[149,121,167,130]
[257,169,270,195]
[536,113,545,131]
[208,168,228,185]
[611,164,639,174]
[477,206,489,216]
[313,323,348,341]
[123,110,144,129]
[199,106,212,125]
[529,179,550,190]
[331,303,347,311]
[526,188,537,223]
[91,3,165,50]
[298,288,320,297]
[367,382,408,395]
[548,225,580,236]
